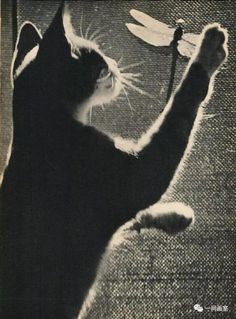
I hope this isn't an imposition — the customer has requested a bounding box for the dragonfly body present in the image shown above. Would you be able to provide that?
[173,26,184,44]
[166,26,184,102]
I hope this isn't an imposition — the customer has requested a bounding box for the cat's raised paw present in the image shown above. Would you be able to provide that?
[132,202,194,234]
[196,24,228,77]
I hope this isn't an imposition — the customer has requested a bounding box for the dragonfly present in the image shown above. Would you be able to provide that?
[126,9,200,101]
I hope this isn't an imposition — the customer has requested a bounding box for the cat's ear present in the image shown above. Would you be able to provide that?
[11,21,42,82]
[38,2,74,59]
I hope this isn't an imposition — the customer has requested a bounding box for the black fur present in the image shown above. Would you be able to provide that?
[0,4,212,319]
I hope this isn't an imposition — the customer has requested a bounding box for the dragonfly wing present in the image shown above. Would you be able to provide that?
[126,23,173,47]
[177,39,196,58]
[130,9,174,35]
[182,33,199,45]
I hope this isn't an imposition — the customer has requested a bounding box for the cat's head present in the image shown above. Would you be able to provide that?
[11,3,129,123]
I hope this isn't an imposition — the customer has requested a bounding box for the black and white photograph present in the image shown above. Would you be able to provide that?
[0,1,235,318]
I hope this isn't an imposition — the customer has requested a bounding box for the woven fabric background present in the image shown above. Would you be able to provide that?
[1,1,236,318]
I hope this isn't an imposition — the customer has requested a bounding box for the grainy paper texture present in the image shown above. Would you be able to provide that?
[1,1,235,318]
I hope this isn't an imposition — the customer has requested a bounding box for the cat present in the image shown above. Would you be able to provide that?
[0,3,227,319]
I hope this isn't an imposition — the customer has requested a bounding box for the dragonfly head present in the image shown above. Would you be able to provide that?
[176,18,185,26]
[174,19,185,41]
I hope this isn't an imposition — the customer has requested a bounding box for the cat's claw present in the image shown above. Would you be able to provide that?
[131,202,195,234]
[196,24,228,77]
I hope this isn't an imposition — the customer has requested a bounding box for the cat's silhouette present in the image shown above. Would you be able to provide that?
[0,3,227,319]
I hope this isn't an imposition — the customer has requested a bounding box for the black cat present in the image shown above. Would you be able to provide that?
[0,3,227,319]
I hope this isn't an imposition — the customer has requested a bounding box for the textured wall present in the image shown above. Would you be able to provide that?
[1,0,13,181]
[1,1,236,318]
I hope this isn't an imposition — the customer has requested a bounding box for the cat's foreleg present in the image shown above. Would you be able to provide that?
[115,24,228,211]
[76,25,227,319]
[77,202,194,319]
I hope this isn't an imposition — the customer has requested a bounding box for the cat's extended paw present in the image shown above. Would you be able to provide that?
[132,202,194,234]
[196,24,228,77]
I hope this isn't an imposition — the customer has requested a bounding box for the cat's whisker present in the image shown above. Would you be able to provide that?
[89,28,103,41]
[125,85,154,99]
[80,11,84,38]
[120,72,143,84]
[100,104,105,111]
[121,85,134,113]
[85,21,93,40]
[121,78,154,98]
[119,61,145,71]
[121,74,142,83]
[121,72,142,78]
[93,34,106,43]
[121,77,142,85]
[103,46,113,53]
[117,55,123,66]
